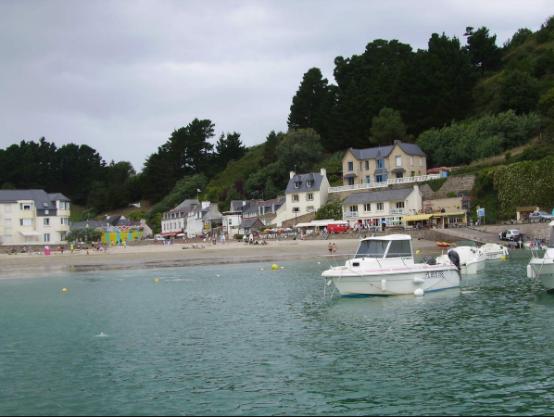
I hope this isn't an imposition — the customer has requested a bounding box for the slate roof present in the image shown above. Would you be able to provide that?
[286,173,324,194]
[0,189,70,209]
[240,217,265,229]
[344,188,414,205]
[170,199,199,213]
[350,142,425,160]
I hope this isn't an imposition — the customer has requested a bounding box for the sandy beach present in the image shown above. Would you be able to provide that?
[0,238,442,278]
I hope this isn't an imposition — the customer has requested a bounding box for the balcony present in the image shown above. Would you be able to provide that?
[329,173,441,194]
[344,211,359,219]
[390,208,405,215]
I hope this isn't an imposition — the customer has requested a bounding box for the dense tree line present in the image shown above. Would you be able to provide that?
[287,19,554,153]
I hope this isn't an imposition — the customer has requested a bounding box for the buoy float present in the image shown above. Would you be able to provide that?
[61,288,69,294]
[271,264,279,271]
[154,278,161,284]
[414,288,425,297]
[416,250,421,255]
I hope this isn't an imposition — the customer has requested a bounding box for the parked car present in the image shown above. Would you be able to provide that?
[529,211,554,223]
[327,223,350,234]
[499,229,522,241]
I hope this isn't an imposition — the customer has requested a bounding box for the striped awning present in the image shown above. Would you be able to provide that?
[403,214,433,222]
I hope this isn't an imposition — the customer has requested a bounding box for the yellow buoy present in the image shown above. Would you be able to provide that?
[271,264,279,271]
[416,250,421,255]
[500,256,508,261]
[154,278,161,284]
[61,288,69,294]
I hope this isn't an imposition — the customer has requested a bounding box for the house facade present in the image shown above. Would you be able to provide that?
[0,190,71,246]
[186,202,223,238]
[160,199,200,237]
[341,140,428,187]
[273,168,330,227]
[342,185,422,228]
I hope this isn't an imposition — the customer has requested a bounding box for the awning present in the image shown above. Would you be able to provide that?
[343,173,357,179]
[160,232,178,237]
[391,167,406,173]
[431,211,467,217]
[403,214,433,222]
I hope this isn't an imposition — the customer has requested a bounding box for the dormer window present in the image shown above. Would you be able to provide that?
[306,180,314,188]
[294,181,302,189]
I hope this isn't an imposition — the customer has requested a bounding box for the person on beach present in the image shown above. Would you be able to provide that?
[328,242,333,255]
[332,242,337,254]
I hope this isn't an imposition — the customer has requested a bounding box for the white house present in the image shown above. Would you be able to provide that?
[161,199,199,237]
[273,168,330,227]
[0,190,71,246]
[342,185,422,228]
[186,202,222,238]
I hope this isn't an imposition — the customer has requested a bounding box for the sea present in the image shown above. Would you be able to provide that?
[1,251,553,416]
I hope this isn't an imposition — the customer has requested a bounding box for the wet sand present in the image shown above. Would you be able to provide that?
[0,238,441,278]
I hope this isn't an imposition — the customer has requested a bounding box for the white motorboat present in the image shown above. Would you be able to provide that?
[479,243,509,260]
[436,246,487,275]
[527,221,554,292]
[322,234,461,296]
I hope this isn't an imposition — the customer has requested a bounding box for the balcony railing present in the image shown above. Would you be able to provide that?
[330,174,441,194]
[390,208,405,215]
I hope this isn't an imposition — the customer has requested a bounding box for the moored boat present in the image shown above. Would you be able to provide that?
[527,221,554,292]
[322,234,461,296]
[436,246,487,275]
[479,243,509,260]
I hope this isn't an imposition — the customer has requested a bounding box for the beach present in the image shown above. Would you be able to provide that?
[0,238,441,278]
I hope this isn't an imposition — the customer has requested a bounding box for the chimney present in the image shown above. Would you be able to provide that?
[320,168,327,177]
[290,171,296,179]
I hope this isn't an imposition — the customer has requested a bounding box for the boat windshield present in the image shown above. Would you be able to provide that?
[356,240,388,258]
[355,239,413,258]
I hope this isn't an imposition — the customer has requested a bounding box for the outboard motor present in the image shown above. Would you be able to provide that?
[448,250,461,272]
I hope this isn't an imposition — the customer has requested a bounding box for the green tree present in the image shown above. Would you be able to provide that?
[539,87,554,142]
[288,68,335,140]
[370,108,407,145]
[464,26,502,73]
[504,28,533,49]
[499,70,540,114]
[215,132,246,168]
[315,200,343,220]
[276,129,324,174]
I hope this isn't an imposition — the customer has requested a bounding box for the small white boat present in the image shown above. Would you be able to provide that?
[527,221,554,292]
[479,243,509,260]
[436,246,487,275]
[322,234,461,296]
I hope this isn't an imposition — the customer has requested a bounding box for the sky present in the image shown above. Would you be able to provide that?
[0,0,552,171]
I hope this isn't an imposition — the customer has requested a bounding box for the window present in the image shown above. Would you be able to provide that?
[44,233,50,243]
[365,161,370,170]
[420,159,424,166]
[410,157,413,166]
[396,202,405,209]
[307,206,315,212]
[396,156,402,167]
[292,207,300,213]
[44,218,50,226]
[292,194,300,202]
[364,203,371,212]
[348,161,354,171]
[350,205,358,212]
[228,219,233,226]
[411,171,415,177]
[294,181,302,189]
[20,219,32,227]
[60,232,67,241]
[365,176,371,184]
[377,203,384,211]
[387,240,412,258]
[376,175,384,183]
[377,159,384,169]
[355,240,388,258]
[348,177,355,186]
[306,180,314,188]
[307,193,314,201]
[44,210,49,215]
[20,204,31,211]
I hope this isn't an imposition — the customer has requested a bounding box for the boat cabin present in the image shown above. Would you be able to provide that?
[550,221,554,248]
[355,234,413,259]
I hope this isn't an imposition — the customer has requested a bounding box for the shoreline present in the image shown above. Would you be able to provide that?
[0,238,443,278]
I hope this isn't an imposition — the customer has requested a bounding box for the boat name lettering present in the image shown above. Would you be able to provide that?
[425,271,445,280]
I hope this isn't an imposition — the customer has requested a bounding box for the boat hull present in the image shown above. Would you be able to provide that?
[326,268,460,296]
[462,259,487,275]
[528,261,554,291]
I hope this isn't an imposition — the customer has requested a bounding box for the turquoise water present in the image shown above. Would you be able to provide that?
[1,252,554,416]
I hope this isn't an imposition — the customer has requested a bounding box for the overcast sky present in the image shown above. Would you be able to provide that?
[0,1,552,171]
